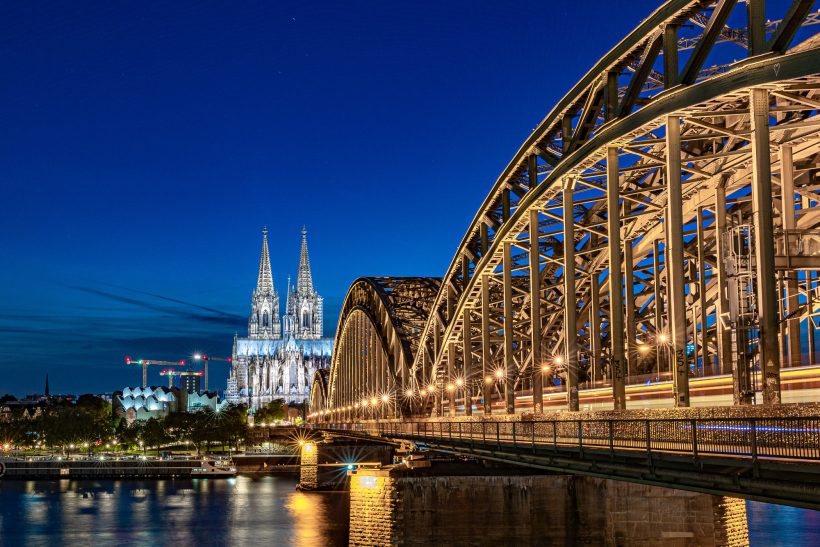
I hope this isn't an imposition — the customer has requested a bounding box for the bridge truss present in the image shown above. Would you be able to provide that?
[312,0,820,421]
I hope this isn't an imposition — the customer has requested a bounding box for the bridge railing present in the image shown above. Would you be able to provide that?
[312,417,820,461]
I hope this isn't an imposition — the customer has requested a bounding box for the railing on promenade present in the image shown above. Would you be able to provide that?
[310,417,820,462]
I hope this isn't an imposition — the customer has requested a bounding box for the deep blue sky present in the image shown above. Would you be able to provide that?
[0,0,650,395]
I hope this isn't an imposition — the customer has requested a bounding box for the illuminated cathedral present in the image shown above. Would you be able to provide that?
[225,227,333,410]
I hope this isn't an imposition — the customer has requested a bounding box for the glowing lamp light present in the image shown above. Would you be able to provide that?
[193,354,202,360]
[380,394,389,404]
[638,345,650,353]
[420,389,428,396]
[494,368,504,379]
[541,365,551,373]
[658,333,669,344]
[362,399,369,407]
[405,389,414,397]
[303,443,314,453]
[125,356,131,364]
[554,355,564,366]
[370,398,378,406]
[446,384,455,392]
[354,403,360,409]
[455,378,464,387]
[484,375,493,384]
[347,464,354,470]
[427,385,435,393]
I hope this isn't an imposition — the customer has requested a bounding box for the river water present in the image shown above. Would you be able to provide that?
[0,475,817,546]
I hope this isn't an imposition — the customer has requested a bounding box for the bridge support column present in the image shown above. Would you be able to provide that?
[462,308,473,416]
[529,207,544,413]
[606,146,627,409]
[563,181,579,411]
[781,144,801,369]
[652,239,664,378]
[481,275,492,415]
[590,273,601,383]
[624,238,636,380]
[666,115,690,407]
[503,241,516,415]
[447,343,456,417]
[697,206,710,376]
[750,88,782,404]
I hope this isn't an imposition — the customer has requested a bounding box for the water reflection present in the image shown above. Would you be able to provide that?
[0,476,348,547]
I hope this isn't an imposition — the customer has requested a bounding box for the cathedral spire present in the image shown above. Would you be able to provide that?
[297,226,313,295]
[256,226,276,296]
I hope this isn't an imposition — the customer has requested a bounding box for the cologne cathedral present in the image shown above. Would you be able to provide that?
[225,227,333,410]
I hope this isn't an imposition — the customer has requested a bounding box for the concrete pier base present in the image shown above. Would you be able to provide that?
[349,466,749,546]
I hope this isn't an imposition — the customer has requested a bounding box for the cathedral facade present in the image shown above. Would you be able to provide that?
[225,227,333,410]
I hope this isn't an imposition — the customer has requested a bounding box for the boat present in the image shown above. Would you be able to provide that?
[191,458,237,478]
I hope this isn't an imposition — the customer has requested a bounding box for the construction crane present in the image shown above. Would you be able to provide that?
[125,356,186,388]
[159,368,203,389]
[192,354,231,392]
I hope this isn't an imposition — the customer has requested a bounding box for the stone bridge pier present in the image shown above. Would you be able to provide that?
[297,437,394,491]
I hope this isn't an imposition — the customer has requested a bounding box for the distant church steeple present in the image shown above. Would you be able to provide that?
[44,373,50,397]
[297,226,313,296]
[248,227,281,339]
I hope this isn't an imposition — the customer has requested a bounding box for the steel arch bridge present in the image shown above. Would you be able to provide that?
[312,0,820,422]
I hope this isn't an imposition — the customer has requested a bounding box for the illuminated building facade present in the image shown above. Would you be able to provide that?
[226,227,333,410]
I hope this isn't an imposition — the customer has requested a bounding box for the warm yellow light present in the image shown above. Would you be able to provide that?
[485,375,493,384]
[658,333,669,344]
[381,394,389,404]
[354,402,360,408]
[541,365,551,373]
[427,384,436,393]
[420,389,428,396]
[362,399,369,407]
[455,378,464,387]
[298,440,305,447]
[446,384,455,392]
[554,355,564,365]
[638,344,650,353]
[494,368,504,379]
[370,397,378,406]
[405,389,413,397]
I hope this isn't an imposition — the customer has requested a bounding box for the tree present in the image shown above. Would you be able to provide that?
[254,399,286,424]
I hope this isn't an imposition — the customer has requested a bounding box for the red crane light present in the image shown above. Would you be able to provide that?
[179,360,186,365]
[202,355,209,360]
[125,356,131,364]
[227,357,232,363]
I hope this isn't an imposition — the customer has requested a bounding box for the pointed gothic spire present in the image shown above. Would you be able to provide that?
[297,226,313,295]
[286,275,295,313]
[44,373,49,397]
[256,226,275,296]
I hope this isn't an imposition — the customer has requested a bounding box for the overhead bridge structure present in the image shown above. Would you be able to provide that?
[306,0,820,509]
[311,0,820,424]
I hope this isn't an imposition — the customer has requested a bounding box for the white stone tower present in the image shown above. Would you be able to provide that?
[248,227,281,339]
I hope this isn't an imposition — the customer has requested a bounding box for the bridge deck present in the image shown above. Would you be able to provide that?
[312,417,820,509]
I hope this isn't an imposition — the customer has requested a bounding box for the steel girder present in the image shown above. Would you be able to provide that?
[313,0,820,420]
[319,277,440,420]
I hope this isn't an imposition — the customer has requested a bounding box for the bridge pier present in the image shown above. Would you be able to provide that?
[348,464,749,546]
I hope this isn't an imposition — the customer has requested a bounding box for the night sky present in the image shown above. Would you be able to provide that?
[0,0,651,395]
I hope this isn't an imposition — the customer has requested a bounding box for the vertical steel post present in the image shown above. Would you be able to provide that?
[653,239,664,377]
[529,206,544,413]
[607,146,627,409]
[714,185,734,381]
[697,206,710,375]
[462,308,473,416]
[750,88,782,404]
[447,343,456,417]
[481,275,493,415]
[810,273,816,365]
[624,239,636,380]
[747,0,766,56]
[663,24,679,88]
[590,274,601,383]
[781,145,801,368]
[564,180,580,411]
[503,240,516,414]
[666,115,690,407]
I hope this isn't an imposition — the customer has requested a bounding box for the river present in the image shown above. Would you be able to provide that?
[0,475,818,546]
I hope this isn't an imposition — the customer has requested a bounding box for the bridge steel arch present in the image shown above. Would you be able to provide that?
[312,0,820,421]
[314,277,440,421]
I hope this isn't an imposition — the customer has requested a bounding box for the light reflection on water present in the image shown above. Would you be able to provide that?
[0,475,818,546]
[0,476,349,547]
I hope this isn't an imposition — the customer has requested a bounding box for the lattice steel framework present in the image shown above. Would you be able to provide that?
[313,0,820,420]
